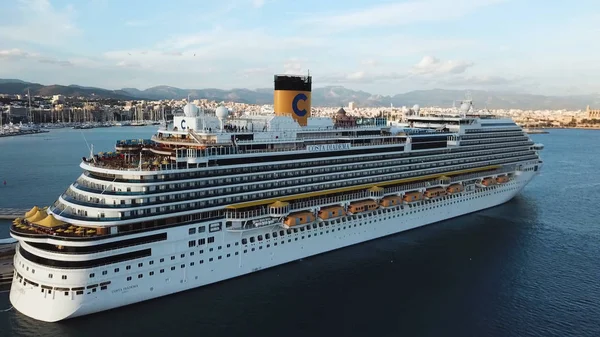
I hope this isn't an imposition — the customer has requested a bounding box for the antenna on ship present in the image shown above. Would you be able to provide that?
[27,88,32,123]
[90,144,96,163]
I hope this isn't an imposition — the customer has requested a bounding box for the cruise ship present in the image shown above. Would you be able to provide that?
[9,74,544,322]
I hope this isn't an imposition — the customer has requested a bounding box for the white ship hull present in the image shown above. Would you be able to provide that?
[10,170,537,322]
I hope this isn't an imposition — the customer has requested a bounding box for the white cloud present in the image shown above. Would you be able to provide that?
[283,58,305,75]
[239,67,270,78]
[157,28,325,52]
[361,59,379,67]
[321,71,407,84]
[330,35,475,60]
[0,0,80,46]
[116,60,141,68]
[410,56,474,75]
[300,0,507,30]
[2,1,597,96]
[455,75,516,86]
[0,49,33,60]
[38,58,73,67]
[0,48,72,67]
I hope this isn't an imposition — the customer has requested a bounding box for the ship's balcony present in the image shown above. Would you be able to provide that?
[83,150,179,172]
[72,182,141,196]
[289,191,369,211]
[225,208,269,220]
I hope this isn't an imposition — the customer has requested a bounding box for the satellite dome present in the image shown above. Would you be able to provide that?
[402,106,409,113]
[412,104,420,113]
[215,106,229,120]
[460,102,471,113]
[183,103,199,117]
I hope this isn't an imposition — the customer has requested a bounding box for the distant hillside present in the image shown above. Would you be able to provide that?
[0,79,597,110]
[0,81,136,100]
[0,79,28,84]
[121,86,273,104]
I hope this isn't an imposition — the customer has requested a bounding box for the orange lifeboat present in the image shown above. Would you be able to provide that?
[480,177,495,187]
[496,175,509,184]
[348,200,378,214]
[403,191,423,203]
[283,211,315,228]
[424,187,446,199]
[318,205,346,220]
[380,195,402,207]
[446,184,463,194]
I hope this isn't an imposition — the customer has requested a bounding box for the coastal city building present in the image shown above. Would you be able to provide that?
[586,105,600,119]
[0,91,597,128]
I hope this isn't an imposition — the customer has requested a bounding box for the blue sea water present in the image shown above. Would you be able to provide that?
[0,127,599,337]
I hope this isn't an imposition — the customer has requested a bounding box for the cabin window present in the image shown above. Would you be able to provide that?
[189,228,196,235]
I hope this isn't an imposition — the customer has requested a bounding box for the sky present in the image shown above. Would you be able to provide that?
[0,0,598,96]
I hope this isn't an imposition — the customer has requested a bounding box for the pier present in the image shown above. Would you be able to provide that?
[0,208,29,220]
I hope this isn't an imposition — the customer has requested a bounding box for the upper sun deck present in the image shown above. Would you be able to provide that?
[79,103,515,175]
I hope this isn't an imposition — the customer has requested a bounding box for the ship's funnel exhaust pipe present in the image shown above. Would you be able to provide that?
[273,74,312,126]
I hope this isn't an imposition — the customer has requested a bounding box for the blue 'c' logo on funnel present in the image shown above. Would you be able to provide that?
[292,93,308,117]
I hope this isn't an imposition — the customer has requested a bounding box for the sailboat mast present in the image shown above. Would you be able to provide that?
[27,88,32,123]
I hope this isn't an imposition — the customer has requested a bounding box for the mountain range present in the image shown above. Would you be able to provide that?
[0,79,597,110]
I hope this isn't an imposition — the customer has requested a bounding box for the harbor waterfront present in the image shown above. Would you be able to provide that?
[1,127,600,336]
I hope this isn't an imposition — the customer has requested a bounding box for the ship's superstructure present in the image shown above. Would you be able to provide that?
[9,75,544,322]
